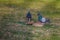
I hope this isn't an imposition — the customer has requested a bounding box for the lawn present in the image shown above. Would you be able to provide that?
[0,0,60,40]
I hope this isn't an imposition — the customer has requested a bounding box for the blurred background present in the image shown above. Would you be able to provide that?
[0,0,60,40]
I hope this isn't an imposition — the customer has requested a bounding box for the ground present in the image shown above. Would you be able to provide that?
[0,0,60,40]
[0,6,60,40]
[0,22,60,40]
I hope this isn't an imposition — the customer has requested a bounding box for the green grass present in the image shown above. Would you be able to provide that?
[0,21,60,40]
[0,0,60,8]
[0,0,60,40]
